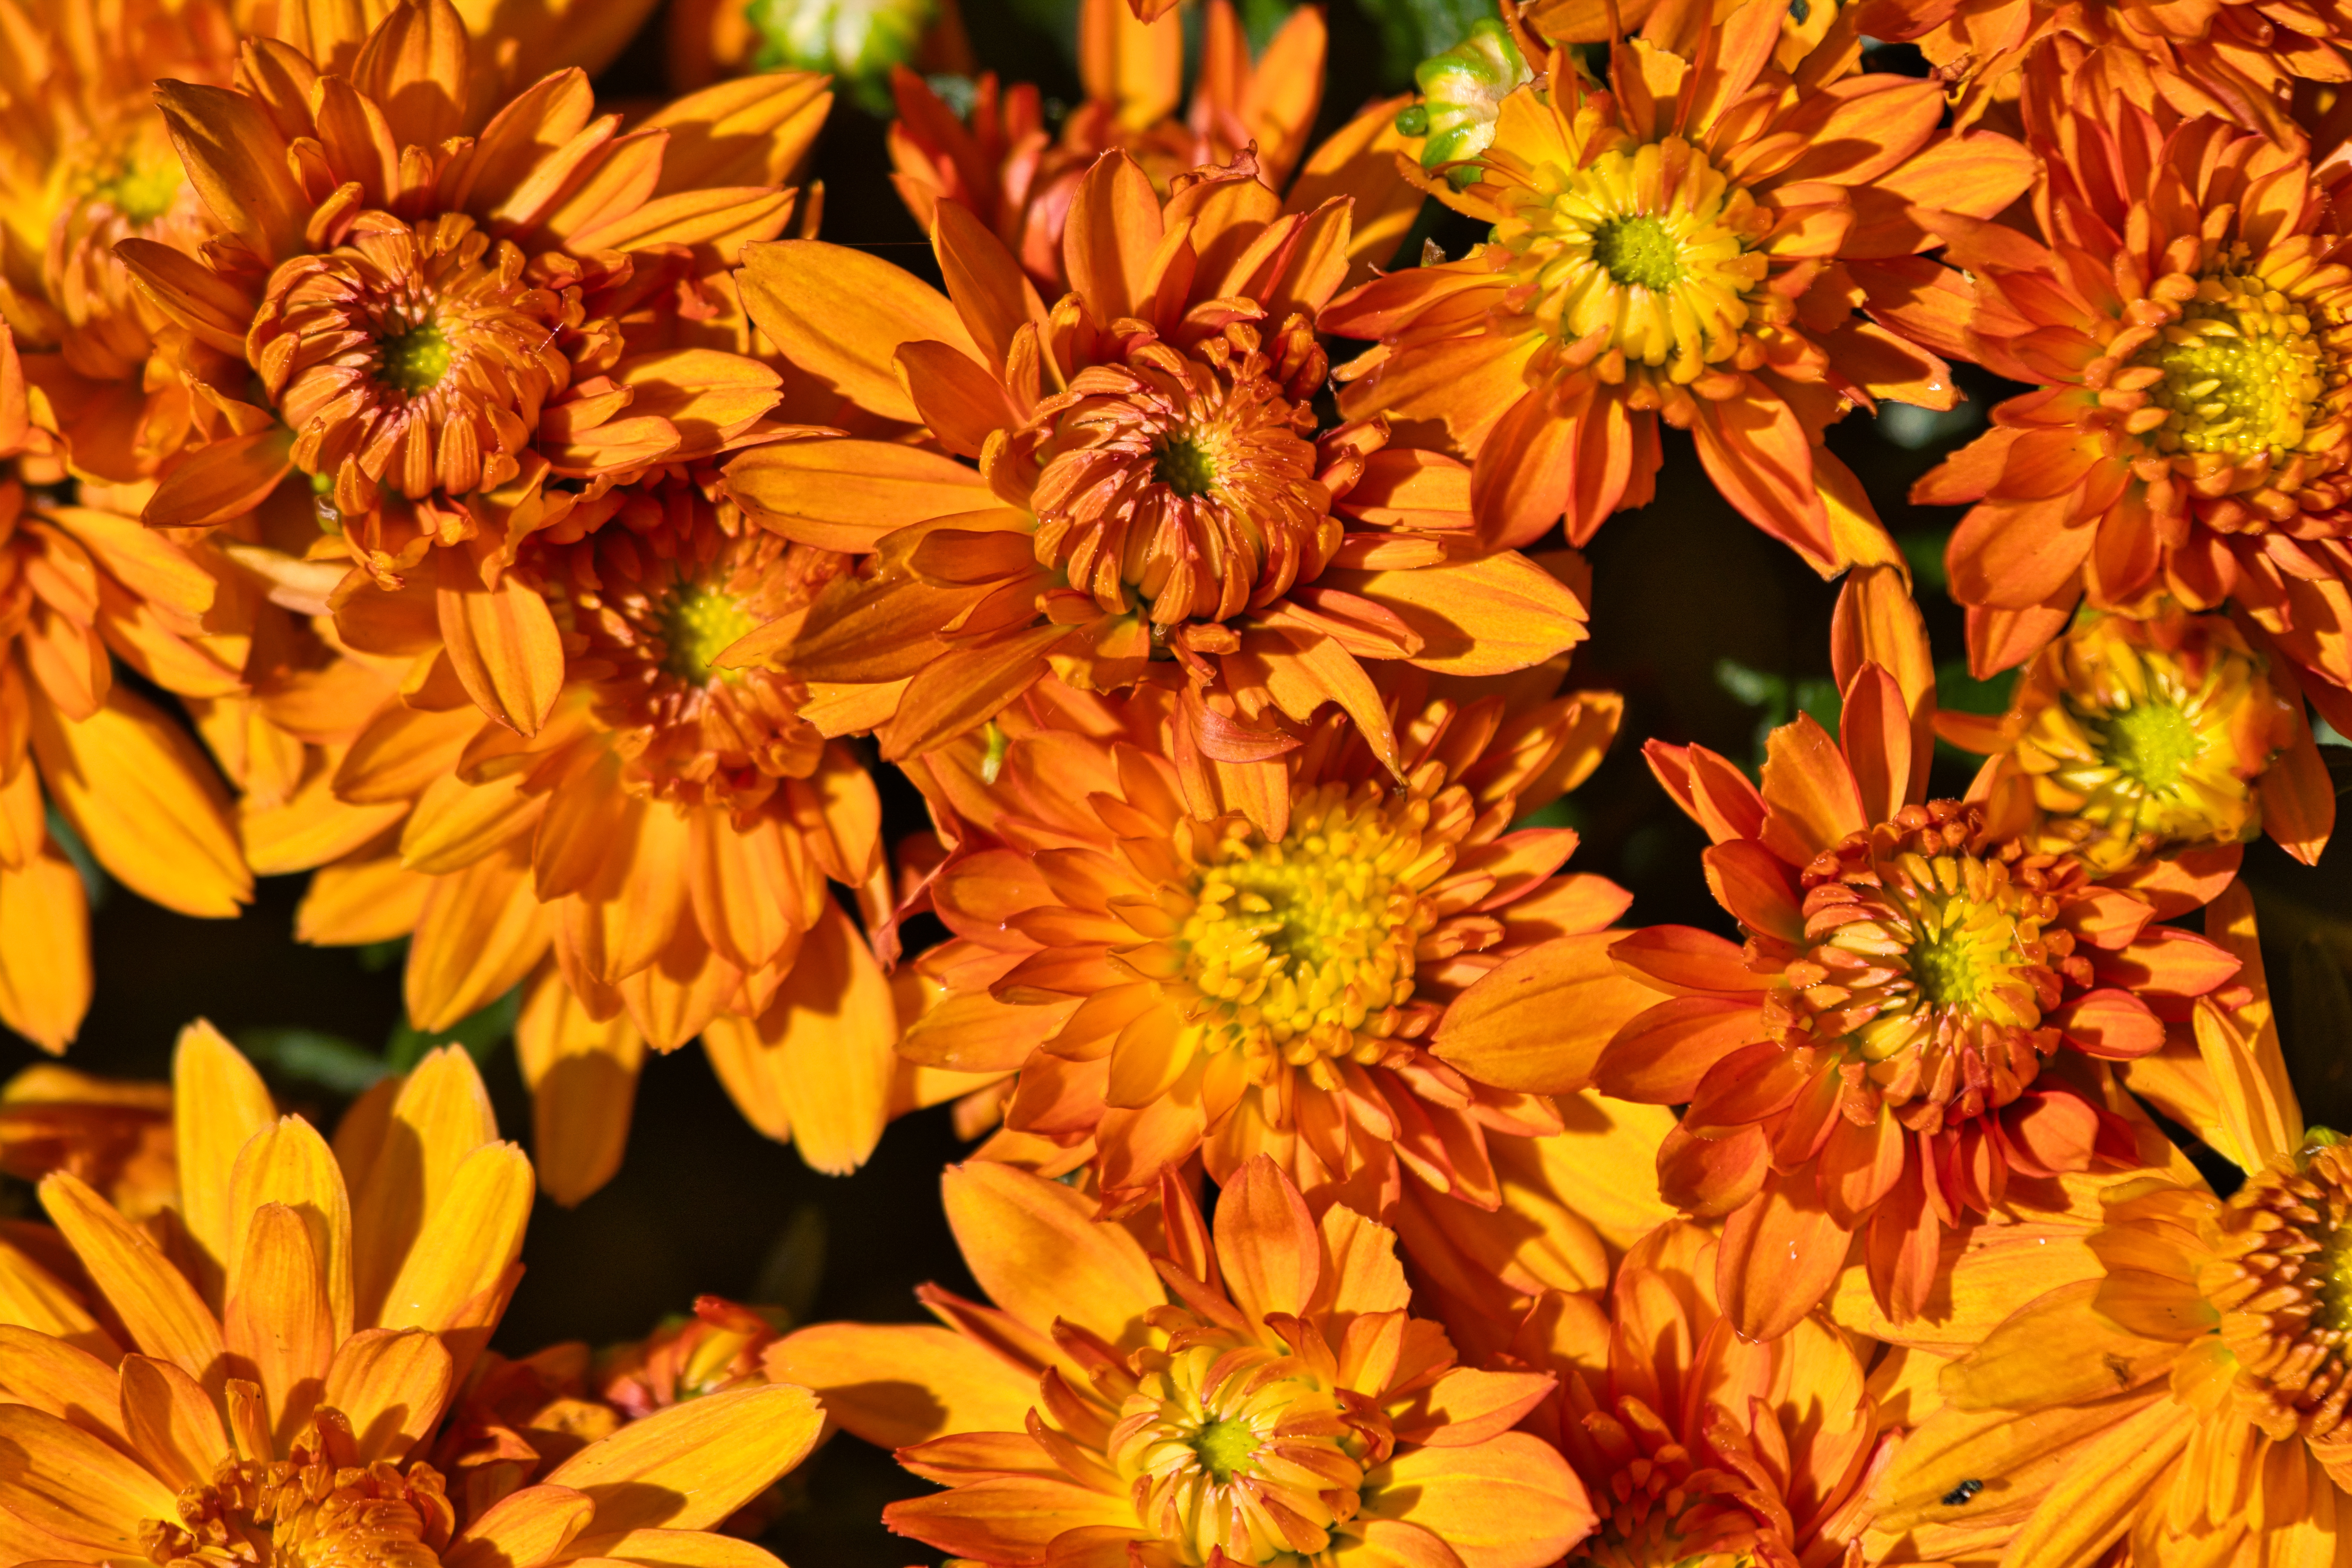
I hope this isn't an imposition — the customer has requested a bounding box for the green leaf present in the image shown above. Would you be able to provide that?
[234,1028,391,1096]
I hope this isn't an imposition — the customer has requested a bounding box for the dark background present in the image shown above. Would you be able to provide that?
[15,4,2352,1564]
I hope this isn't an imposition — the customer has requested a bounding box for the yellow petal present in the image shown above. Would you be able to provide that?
[323,1325,455,1465]
[565,1527,788,1568]
[0,1323,131,1445]
[349,1045,499,1325]
[941,1161,1163,1354]
[446,1483,597,1568]
[223,1202,336,1451]
[643,71,833,191]
[376,1141,532,1337]
[117,1352,229,1491]
[517,972,645,1208]
[30,684,250,917]
[766,900,896,1175]
[542,1382,822,1533]
[40,1170,224,1389]
[297,847,435,945]
[0,1401,178,1551]
[404,840,554,1032]
[763,1321,1040,1449]
[436,566,565,738]
[226,1116,355,1346]
[172,1019,276,1298]
[0,848,89,1054]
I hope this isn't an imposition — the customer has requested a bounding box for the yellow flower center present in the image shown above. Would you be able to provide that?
[378,318,454,395]
[1496,137,1772,381]
[141,1429,451,1568]
[660,584,759,685]
[1114,1340,1374,1566]
[1152,430,1223,499]
[2136,268,2324,461]
[1174,781,1450,1084]
[1776,804,2077,1122]
[2018,616,2280,870]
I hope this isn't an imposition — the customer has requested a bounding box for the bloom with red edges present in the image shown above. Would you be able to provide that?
[1914,90,2352,742]
[1558,571,2243,1339]
[1320,0,2034,571]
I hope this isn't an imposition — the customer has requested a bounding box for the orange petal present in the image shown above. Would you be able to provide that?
[1432,929,1657,1094]
[516,972,645,1207]
[323,1325,455,1464]
[543,1383,823,1533]
[436,564,565,738]
[726,438,994,553]
[39,1170,224,1388]
[1061,152,1165,323]
[738,240,977,423]
[223,1202,336,1450]
[152,82,306,264]
[446,1484,596,1568]
[941,1160,1162,1352]
[117,1352,229,1491]
[0,1401,178,1551]
[1365,1433,1594,1568]
[764,1321,1043,1449]
[0,849,92,1054]
[1716,1167,1854,1341]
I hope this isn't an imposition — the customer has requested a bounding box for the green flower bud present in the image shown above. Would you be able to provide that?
[1403,17,1530,187]
[745,0,935,114]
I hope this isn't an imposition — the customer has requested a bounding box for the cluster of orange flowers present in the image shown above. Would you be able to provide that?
[0,0,2350,1560]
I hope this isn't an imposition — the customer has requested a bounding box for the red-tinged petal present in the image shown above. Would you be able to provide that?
[1683,1040,1812,1134]
[2095,928,2242,1000]
[2050,988,2165,1060]
[1837,664,1912,825]
[1715,1167,1854,1341]
[1593,996,1765,1104]
[1688,387,1834,570]
[1608,926,1767,996]
[1656,1121,1769,1217]
[1948,495,2094,612]
[1431,930,1660,1094]
[1817,1111,1906,1228]
[1758,712,1867,864]
[2001,1090,2107,1178]
[1701,839,1803,943]
[1469,391,1580,551]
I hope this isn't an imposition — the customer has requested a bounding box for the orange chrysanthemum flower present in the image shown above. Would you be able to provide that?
[1320,0,2035,570]
[0,0,235,485]
[1866,886,2349,1568]
[0,1021,825,1567]
[1502,1221,1896,1568]
[1944,606,2334,871]
[127,0,829,733]
[737,157,1590,771]
[893,669,1628,1217]
[1556,572,2243,1339]
[889,0,1419,297]
[214,468,905,1202]
[0,480,251,1052]
[770,1156,1594,1568]
[1916,95,2352,740]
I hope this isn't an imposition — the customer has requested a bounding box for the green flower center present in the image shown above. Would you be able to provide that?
[378,320,454,395]
[2137,269,2323,460]
[1591,214,1685,292]
[1906,897,2027,1013]
[96,155,181,224]
[1191,1419,1258,1484]
[661,586,759,685]
[1153,433,1221,499]
[2096,699,2203,796]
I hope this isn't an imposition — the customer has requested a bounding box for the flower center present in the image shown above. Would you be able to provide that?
[142,1425,451,1568]
[1497,137,1772,377]
[93,153,181,225]
[378,319,454,395]
[1024,319,1331,627]
[1153,431,1222,499]
[1113,1340,1378,1566]
[2096,698,2202,794]
[1775,804,2079,1122]
[661,584,758,685]
[1591,214,1685,291]
[1172,781,1447,1081]
[2134,268,2324,460]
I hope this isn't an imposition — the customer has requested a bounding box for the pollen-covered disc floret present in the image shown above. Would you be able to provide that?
[140,1412,454,1568]
[1112,1334,1385,1563]
[259,215,582,517]
[1019,314,1336,627]
[533,479,842,808]
[1496,136,1774,392]
[1168,779,1454,1088]
[1769,802,2083,1129]
[2002,612,2294,871]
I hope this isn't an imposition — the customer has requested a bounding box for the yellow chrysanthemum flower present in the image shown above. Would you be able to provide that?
[0,1021,825,1560]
